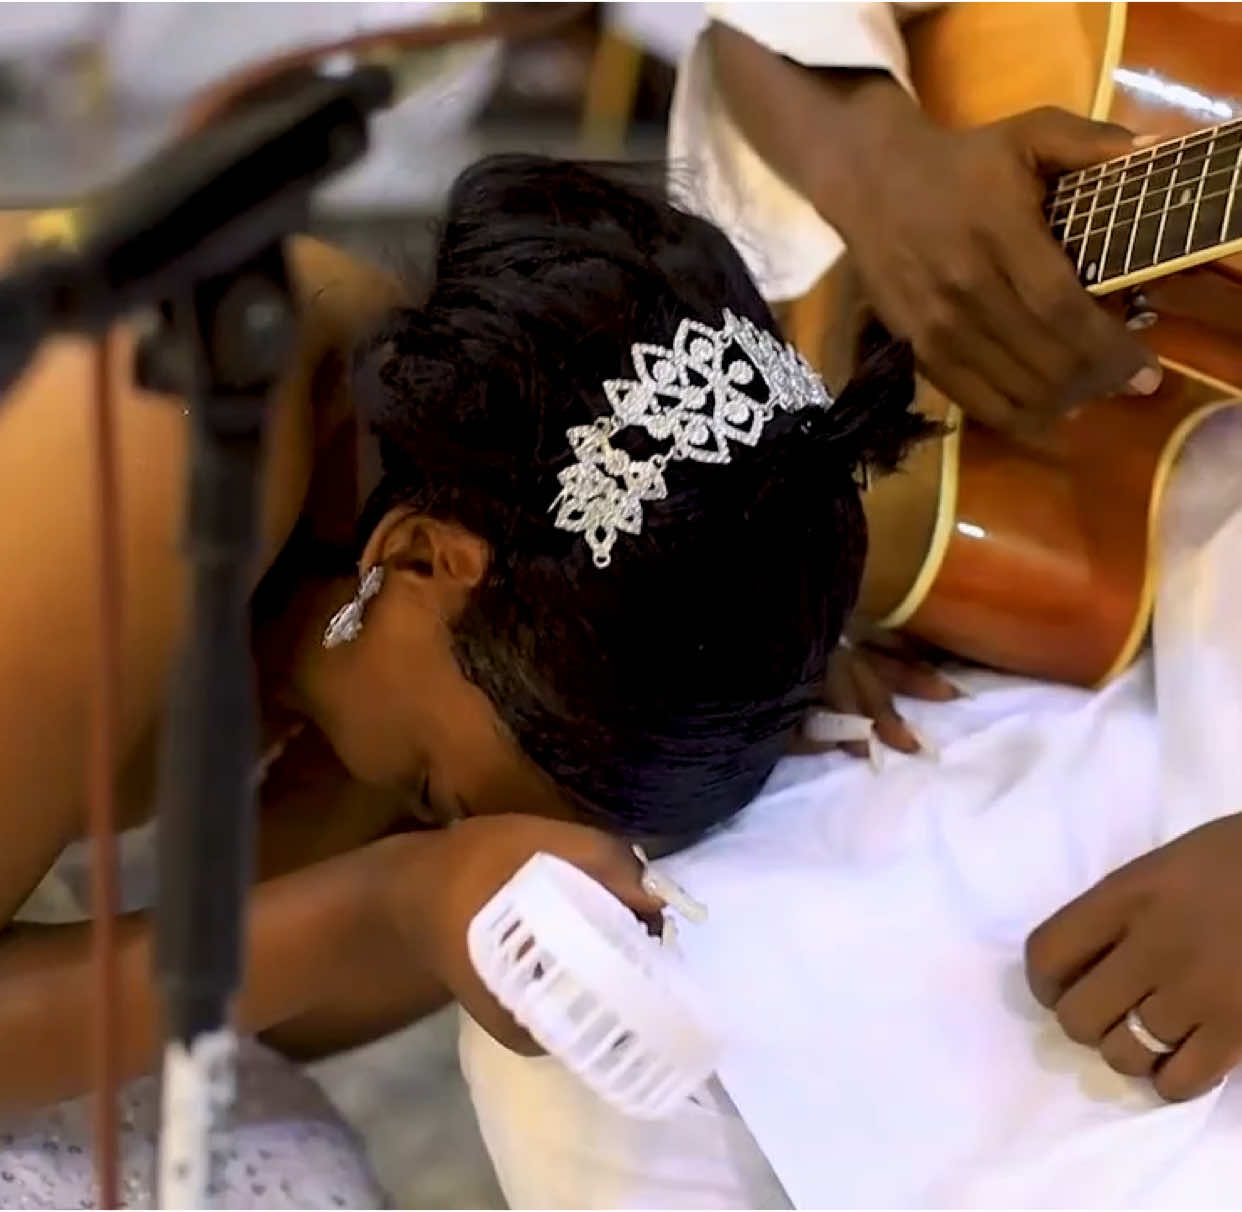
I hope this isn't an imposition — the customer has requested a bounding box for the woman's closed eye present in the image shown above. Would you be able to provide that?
[404,771,466,828]
[403,772,441,826]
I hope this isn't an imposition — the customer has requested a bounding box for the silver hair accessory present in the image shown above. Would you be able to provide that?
[322,565,385,649]
[551,309,834,568]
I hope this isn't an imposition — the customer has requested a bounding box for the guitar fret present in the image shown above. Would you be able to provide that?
[1075,166,1110,281]
[1222,141,1242,243]
[1100,155,1150,280]
[1151,145,1187,267]
[1055,164,1100,261]
[1120,150,1155,274]
[1096,172,1126,280]
[1183,134,1216,254]
[1192,131,1241,255]
[1057,186,1083,251]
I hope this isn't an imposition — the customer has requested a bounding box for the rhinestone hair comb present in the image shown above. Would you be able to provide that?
[550,309,834,568]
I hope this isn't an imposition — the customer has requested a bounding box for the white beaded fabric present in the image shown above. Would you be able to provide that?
[0,1040,382,1210]
[4,736,383,1210]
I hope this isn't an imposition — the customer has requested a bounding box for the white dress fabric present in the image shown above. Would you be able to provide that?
[461,405,1242,1208]
[668,2,932,301]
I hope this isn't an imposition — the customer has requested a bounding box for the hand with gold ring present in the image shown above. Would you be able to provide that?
[1025,813,1242,1101]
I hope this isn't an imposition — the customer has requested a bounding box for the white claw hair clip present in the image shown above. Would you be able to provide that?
[551,309,834,568]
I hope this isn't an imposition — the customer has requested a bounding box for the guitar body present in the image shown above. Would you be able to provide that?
[862,2,1242,686]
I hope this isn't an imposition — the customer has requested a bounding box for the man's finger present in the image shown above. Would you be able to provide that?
[959,255,1086,415]
[1025,869,1144,1007]
[922,360,1030,436]
[949,321,1066,419]
[1010,225,1159,403]
[1016,106,1137,173]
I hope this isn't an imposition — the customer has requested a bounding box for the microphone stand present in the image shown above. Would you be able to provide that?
[0,60,391,1208]
[147,243,294,1209]
[129,68,393,1210]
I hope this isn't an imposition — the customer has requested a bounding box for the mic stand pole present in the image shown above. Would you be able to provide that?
[146,244,293,1208]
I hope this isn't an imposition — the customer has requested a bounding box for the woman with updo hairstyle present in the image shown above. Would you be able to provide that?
[0,155,926,1203]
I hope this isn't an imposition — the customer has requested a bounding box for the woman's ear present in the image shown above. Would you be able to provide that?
[359,507,489,613]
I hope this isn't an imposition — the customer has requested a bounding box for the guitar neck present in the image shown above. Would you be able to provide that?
[1047,117,1242,292]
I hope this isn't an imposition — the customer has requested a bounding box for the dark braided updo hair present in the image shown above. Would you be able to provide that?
[352,154,928,840]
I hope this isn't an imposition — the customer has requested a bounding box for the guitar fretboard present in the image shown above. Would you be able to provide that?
[1046,118,1242,288]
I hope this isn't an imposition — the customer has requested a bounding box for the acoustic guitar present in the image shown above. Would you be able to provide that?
[792,2,1242,687]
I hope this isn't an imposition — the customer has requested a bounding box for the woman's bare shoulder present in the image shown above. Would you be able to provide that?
[0,227,399,918]
[287,236,407,355]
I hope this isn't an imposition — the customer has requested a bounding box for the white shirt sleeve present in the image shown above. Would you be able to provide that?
[668,3,931,302]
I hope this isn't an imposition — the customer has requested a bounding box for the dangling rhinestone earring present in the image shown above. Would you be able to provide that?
[322,565,385,649]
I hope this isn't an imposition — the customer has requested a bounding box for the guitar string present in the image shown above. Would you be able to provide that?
[1051,131,1226,206]
[1051,163,1242,239]
[1058,179,1242,281]
[1052,116,1242,195]
[1050,115,1242,202]
[1052,164,1242,277]
[1047,129,1242,259]
[1048,126,1242,220]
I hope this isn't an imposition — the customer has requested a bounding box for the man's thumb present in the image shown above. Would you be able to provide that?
[1015,106,1140,174]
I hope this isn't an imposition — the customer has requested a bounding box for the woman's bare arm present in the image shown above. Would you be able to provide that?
[0,834,447,1109]
[0,224,401,924]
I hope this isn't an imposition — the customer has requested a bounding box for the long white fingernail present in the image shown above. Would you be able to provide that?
[868,733,884,774]
[633,844,709,923]
[643,869,709,923]
[805,710,874,744]
[1128,365,1163,395]
[907,723,940,762]
[945,676,976,700]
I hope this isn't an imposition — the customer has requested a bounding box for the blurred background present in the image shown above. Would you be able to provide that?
[0,2,698,261]
[0,1,703,1205]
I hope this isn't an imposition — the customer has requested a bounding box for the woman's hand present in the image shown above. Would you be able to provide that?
[807,633,961,760]
[1026,813,1242,1101]
[378,816,664,1055]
